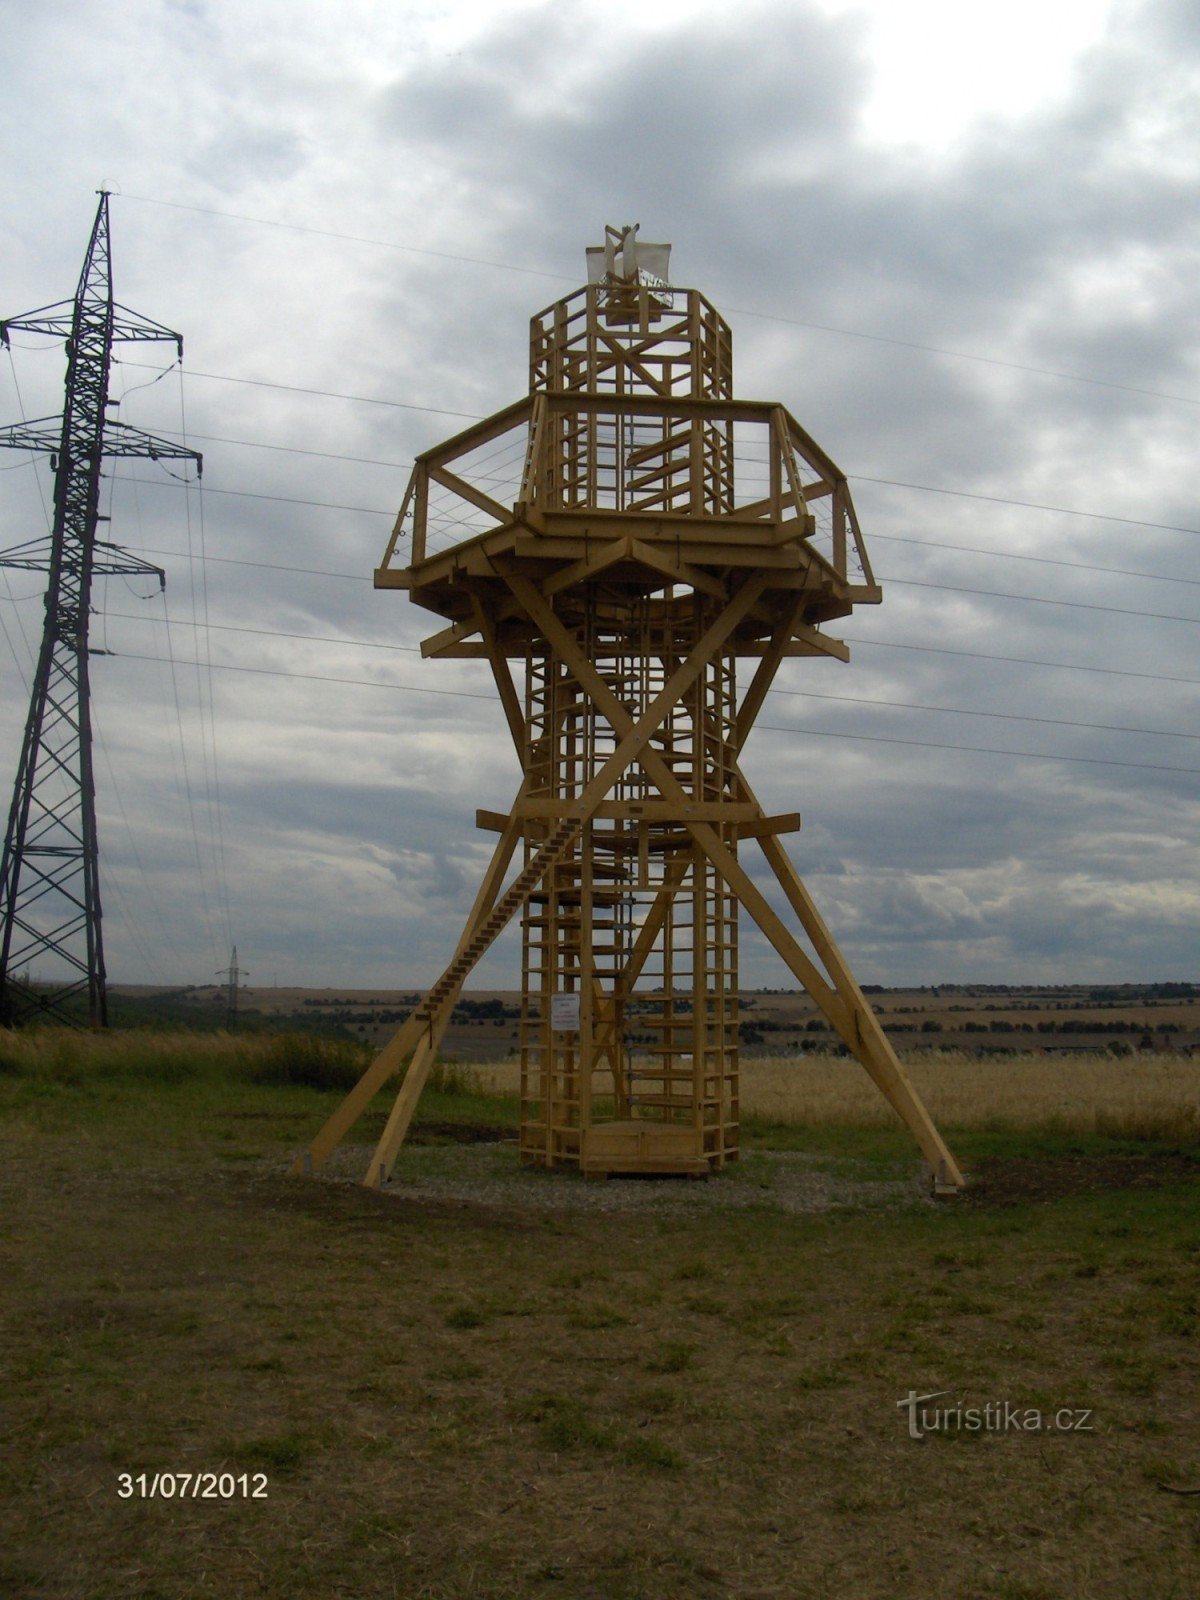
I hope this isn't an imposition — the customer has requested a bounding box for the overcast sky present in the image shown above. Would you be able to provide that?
[1,0,1197,992]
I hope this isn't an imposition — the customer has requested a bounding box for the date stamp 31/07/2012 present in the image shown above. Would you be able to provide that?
[117,1472,269,1501]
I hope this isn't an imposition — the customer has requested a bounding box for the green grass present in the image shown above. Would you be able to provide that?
[0,1029,1197,1599]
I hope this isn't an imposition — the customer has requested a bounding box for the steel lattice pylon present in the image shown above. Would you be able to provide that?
[0,192,201,1027]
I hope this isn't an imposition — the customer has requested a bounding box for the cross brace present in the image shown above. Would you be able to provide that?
[294,570,963,1191]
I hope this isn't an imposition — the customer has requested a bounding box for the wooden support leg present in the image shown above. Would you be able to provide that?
[288,1011,428,1179]
[755,824,964,1188]
[364,1004,456,1188]
[291,802,525,1177]
[733,769,964,1189]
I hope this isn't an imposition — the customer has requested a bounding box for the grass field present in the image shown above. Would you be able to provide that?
[1,1030,1198,1599]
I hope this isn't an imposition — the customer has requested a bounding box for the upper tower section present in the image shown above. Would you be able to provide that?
[377,226,880,659]
[531,223,730,402]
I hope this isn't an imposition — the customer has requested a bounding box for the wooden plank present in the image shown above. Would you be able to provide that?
[428,464,510,527]
[513,533,800,569]
[365,1019,449,1188]
[542,537,632,597]
[378,472,416,572]
[738,636,849,659]
[733,766,964,1188]
[760,825,964,1187]
[516,798,760,822]
[736,597,804,747]
[543,391,777,424]
[627,537,726,599]
[413,463,428,564]
[473,596,525,755]
[415,394,531,468]
[530,509,778,538]
[420,616,480,657]
[735,812,801,839]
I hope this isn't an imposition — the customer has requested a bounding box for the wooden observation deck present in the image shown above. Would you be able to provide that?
[294,226,964,1192]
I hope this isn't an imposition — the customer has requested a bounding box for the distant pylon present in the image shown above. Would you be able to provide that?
[0,192,202,1028]
[216,945,244,1028]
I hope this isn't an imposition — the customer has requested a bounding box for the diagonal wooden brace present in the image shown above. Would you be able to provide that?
[513,580,964,1189]
[295,576,767,1183]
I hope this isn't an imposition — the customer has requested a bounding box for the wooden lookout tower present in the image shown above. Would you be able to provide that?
[295,225,964,1192]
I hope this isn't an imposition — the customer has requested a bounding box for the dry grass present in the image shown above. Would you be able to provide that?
[471,1051,1200,1140]
[0,1026,371,1089]
[10,1029,1192,1143]
[0,1032,1198,1598]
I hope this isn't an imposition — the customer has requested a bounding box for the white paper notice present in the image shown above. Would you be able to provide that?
[550,992,581,1033]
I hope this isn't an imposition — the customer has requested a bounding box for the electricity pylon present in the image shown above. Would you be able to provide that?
[0,192,201,1028]
[216,945,244,1028]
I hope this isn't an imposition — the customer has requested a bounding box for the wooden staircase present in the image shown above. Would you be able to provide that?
[411,819,580,1028]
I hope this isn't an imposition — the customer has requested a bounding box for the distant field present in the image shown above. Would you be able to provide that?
[109,979,1200,1064]
[473,1050,1200,1140]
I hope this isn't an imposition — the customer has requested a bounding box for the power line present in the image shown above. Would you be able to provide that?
[119,193,576,283]
[110,474,1200,626]
[113,648,495,701]
[156,428,409,472]
[854,475,1200,540]
[127,422,1200,546]
[868,530,1198,589]
[768,687,1198,742]
[107,610,422,655]
[882,575,1199,627]
[118,192,1200,411]
[109,378,1200,556]
[844,632,1200,688]
[101,609,1198,744]
[117,357,481,422]
[106,646,1200,777]
[724,307,1200,410]
[750,721,1200,776]
[128,474,391,518]
[12,543,1191,687]
[128,545,372,583]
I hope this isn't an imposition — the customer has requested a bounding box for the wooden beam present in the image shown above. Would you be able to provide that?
[416,394,531,469]
[735,812,801,840]
[378,472,416,572]
[506,594,859,1034]
[515,798,760,822]
[291,797,526,1177]
[513,533,800,569]
[428,464,510,527]
[542,536,633,597]
[628,537,727,600]
[472,596,525,757]
[736,597,805,748]
[365,1015,453,1188]
[420,616,480,658]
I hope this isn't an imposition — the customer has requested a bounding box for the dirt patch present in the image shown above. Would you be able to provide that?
[314,1141,928,1215]
[960,1151,1200,1206]
[408,1119,515,1145]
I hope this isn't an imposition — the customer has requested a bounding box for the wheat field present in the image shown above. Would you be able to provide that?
[2,1029,1195,1140]
[472,1050,1199,1137]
